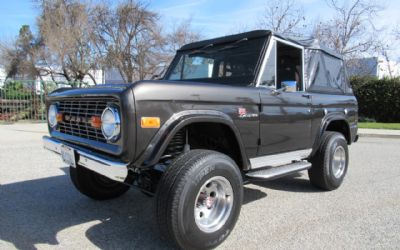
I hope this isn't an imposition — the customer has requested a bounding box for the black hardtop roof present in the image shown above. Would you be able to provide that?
[179,30,342,59]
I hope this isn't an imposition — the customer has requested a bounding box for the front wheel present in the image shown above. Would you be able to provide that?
[156,150,243,250]
[308,131,349,190]
[70,165,130,200]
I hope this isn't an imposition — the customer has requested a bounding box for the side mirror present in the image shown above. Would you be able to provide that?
[271,86,287,95]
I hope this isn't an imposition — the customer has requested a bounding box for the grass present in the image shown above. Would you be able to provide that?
[358,122,400,130]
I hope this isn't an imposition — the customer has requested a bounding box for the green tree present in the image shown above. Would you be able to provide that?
[1,25,42,80]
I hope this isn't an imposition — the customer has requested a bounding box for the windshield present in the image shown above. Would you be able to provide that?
[165,37,266,86]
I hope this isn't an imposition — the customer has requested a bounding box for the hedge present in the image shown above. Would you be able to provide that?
[350,76,400,123]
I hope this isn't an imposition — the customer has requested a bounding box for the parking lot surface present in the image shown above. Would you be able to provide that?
[1,123,399,249]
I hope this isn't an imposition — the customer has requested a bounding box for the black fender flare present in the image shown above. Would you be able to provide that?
[311,112,351,157]
[134,110,250,170]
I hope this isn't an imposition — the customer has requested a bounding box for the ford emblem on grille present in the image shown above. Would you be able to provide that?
[64,115,89,123]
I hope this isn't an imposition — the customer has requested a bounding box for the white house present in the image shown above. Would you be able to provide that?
[0,67,6,87]
[347,57,400,79]
[0,65,104,86]
[35,65,104,85]
[104,68,125,84]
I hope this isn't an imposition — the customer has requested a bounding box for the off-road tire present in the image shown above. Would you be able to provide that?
[309,131,349,190]
[70,165,130,200]
[156,150,243,250]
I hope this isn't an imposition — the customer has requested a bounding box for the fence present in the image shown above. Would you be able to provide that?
[0,80,70,122]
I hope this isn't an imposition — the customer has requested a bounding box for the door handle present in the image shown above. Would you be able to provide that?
[302,93,312,99]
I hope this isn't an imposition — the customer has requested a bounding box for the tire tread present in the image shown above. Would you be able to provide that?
[155,149,242,249]
[309,131,348,190]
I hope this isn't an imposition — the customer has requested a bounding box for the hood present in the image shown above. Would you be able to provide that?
[48,83,135,99]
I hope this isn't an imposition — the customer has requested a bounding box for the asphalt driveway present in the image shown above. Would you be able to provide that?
[0,123,399,249]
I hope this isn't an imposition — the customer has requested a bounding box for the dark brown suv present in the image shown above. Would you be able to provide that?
[43,30,358,249]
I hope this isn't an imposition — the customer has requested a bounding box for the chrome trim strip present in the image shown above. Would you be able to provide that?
[43,136,62,154]
[43,136,128,182]
[249,149,312,169]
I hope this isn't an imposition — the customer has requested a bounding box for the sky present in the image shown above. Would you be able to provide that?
[0,0,399,58]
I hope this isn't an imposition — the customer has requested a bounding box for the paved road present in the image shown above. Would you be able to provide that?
[1,124,399,250]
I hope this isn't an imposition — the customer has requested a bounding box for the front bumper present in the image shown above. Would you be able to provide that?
[43,136,128,183]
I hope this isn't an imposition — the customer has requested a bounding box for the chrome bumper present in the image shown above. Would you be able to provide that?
[43,136,128,183]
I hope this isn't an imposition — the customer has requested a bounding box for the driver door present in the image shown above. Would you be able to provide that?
[257,38,312,156]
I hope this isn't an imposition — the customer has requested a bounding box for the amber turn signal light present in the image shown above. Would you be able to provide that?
[91,116,102,128]
[56,113,64,122]
[141,117,160,128]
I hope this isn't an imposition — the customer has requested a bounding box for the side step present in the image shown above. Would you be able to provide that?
[245,161,312,180]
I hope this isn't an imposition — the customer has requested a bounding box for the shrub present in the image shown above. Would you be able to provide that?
[350,76,400,123]
[0,81,33,99]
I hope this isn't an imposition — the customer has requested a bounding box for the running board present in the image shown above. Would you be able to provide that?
[245,161,312,180]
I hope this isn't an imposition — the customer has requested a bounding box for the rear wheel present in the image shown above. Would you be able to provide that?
[70,165,130,200]
[308,131,349,190]
[156,150,243,250]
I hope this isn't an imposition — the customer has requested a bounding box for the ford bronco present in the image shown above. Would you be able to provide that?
[43,30,358,249]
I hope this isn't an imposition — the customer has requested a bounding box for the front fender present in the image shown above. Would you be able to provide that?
[134,110,250,170]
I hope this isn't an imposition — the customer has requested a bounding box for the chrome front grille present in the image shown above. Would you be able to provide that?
[56,97,119,143]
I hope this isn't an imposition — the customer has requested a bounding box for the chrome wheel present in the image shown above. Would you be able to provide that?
[332,145,346,178]
[194,176,234,233]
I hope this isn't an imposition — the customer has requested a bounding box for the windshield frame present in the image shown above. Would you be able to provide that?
[163,35,270,87]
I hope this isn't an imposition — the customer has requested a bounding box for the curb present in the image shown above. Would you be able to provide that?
[358,133,400,139]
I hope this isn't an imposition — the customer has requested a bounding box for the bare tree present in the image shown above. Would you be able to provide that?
[159,19,201,77]
[2,0,200,85]
[313,0,383,58]
[37,0,99,85]
[258,0,306,35]
[91,0,165,83]
[165,19,201,54]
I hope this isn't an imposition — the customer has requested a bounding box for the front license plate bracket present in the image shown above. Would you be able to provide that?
[60,144,76,167]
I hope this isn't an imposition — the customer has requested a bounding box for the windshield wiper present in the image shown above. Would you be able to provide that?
[188,43,214,55]
[217,38,248,51]
[188,37,249,55]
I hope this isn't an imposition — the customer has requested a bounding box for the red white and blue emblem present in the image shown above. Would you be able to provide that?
[238,107,258,118]
[238,107,247,117]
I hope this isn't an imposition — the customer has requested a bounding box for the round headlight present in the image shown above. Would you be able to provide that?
[101,107,120,141]
[48,104,58,128]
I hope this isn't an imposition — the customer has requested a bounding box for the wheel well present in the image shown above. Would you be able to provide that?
[325,120,350,144]
[161,122,244,170]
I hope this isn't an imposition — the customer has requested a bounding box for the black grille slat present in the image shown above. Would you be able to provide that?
[55,97,119,143]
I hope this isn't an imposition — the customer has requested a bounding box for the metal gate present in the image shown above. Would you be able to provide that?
[0,80,62,122]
